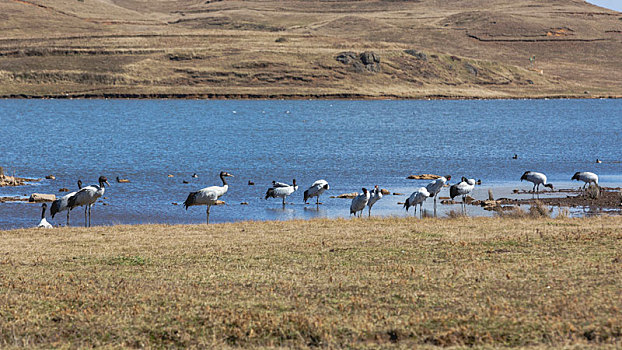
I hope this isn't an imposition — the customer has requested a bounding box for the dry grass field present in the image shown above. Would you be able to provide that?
[1,216,621,348]
[0,0,621,98]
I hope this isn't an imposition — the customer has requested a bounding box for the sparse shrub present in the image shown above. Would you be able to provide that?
[585,184,600,199]
[446,209,467,219]
[556,207,571,219]
[495,206,527,219]
[529,201,551,218]
[275,37,288,43]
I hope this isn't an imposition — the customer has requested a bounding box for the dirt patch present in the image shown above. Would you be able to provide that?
[483,187,622,210]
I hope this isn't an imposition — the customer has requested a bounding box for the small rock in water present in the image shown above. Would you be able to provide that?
[333,192,358,199]
[240,202,249,205]
[172,202,178,205]
[380,188,390,195]
[407,174,440,180]
[167,174,174,178]
[59,188,69,192]
[45,175,56,180]
[183,180,189,184]
[29,193,56,202]
[215,200,226,205]
[393,192,404,195]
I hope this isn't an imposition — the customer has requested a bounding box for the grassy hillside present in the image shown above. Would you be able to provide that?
[1,216,621,348]
[0,0,621,98]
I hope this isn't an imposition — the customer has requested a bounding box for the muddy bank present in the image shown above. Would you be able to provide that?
[482,187,622,210]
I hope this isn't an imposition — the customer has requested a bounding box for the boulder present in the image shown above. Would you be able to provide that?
[29,193,56,202]
[380,188,390,195]
[336,52,358,64]
[404,49,428,61]
[45,175,56,180]
[215,200,226,205]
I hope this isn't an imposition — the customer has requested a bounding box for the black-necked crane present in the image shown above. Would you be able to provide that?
[404,187,432,217]
[37,203,53,228]
[184,171,234,224]
[51,179,82,226]
[67,176,110,227]
[426,175,451,214]
[571,172,599,191]
[265,179,298,208]
[450,177,476,211]
[520,171,553,195]
[304,179,330,206]
[350,188,370,217]
[367,185,383,216]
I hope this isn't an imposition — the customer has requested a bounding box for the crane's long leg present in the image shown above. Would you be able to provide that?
[206,205,211,224]
[282,197,285,208]
[316,196,320,207]
[433,195,438,217]
[368,205,372,217]
[84,206,88,227]
[88,204,92,227]
[66,211,70,227]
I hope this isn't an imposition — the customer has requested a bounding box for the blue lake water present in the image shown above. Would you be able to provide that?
[1,99,621,229]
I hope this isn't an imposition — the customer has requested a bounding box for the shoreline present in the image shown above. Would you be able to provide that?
[1,93,621,100]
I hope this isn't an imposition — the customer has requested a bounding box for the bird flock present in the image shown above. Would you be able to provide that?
[34,170,600,227]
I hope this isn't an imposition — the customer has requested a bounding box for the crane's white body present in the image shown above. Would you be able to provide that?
[184,172,233,224]
[68,177,109,227]
[37,204,53,228]
[572,172,599,189]
[520,171,553,193]
[426,175,451,215]
[404,187,431,215]
[367,185,383,216]
[450,178,475,211]
[350,189,370,217]
[304,180,329,205]
[266,180,298,207]
[426,176,449,198]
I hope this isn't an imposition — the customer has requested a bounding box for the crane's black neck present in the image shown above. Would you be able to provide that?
[41,204,47,219]
[220,173,228,186]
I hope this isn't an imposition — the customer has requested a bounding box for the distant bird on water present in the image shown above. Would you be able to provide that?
[51,179,82,226]
[184,171,234,224]
[350,188,370,217]
[304,179,330,206]
[520,171,553,194]
[367,185,382,216]
[67,176,110,227]
[571,172,599,190]
[265,179,298,208]
[450,177,476,211]
[37,203,53,229]
[116,176,130,183]
[404,187,432,217]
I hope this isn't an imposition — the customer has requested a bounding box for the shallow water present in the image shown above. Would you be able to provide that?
[1,99,621,229]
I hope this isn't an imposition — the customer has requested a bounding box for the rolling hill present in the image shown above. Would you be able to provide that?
[0,0,621,99]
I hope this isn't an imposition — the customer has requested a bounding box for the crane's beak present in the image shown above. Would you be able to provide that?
[226,173,234,177]
[105,180,111,187]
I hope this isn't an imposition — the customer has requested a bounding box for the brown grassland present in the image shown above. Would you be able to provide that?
[1,216,621,348]
[0,0,621,99]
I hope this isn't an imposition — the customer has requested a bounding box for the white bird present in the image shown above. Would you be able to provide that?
[67,176,111,227]
[367,185,383,216]
[37,203,53,228]
[426,175,451,213]
[304,179,330,206]
[184,171,234,224]
[350,188,370,217]
[265,179,298,207]
[520,171,553,194]
[272,180,290,188]
[571,172,599,190]
[450,177,476,211]
[50,179,82,226]
[404,187,432,216]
